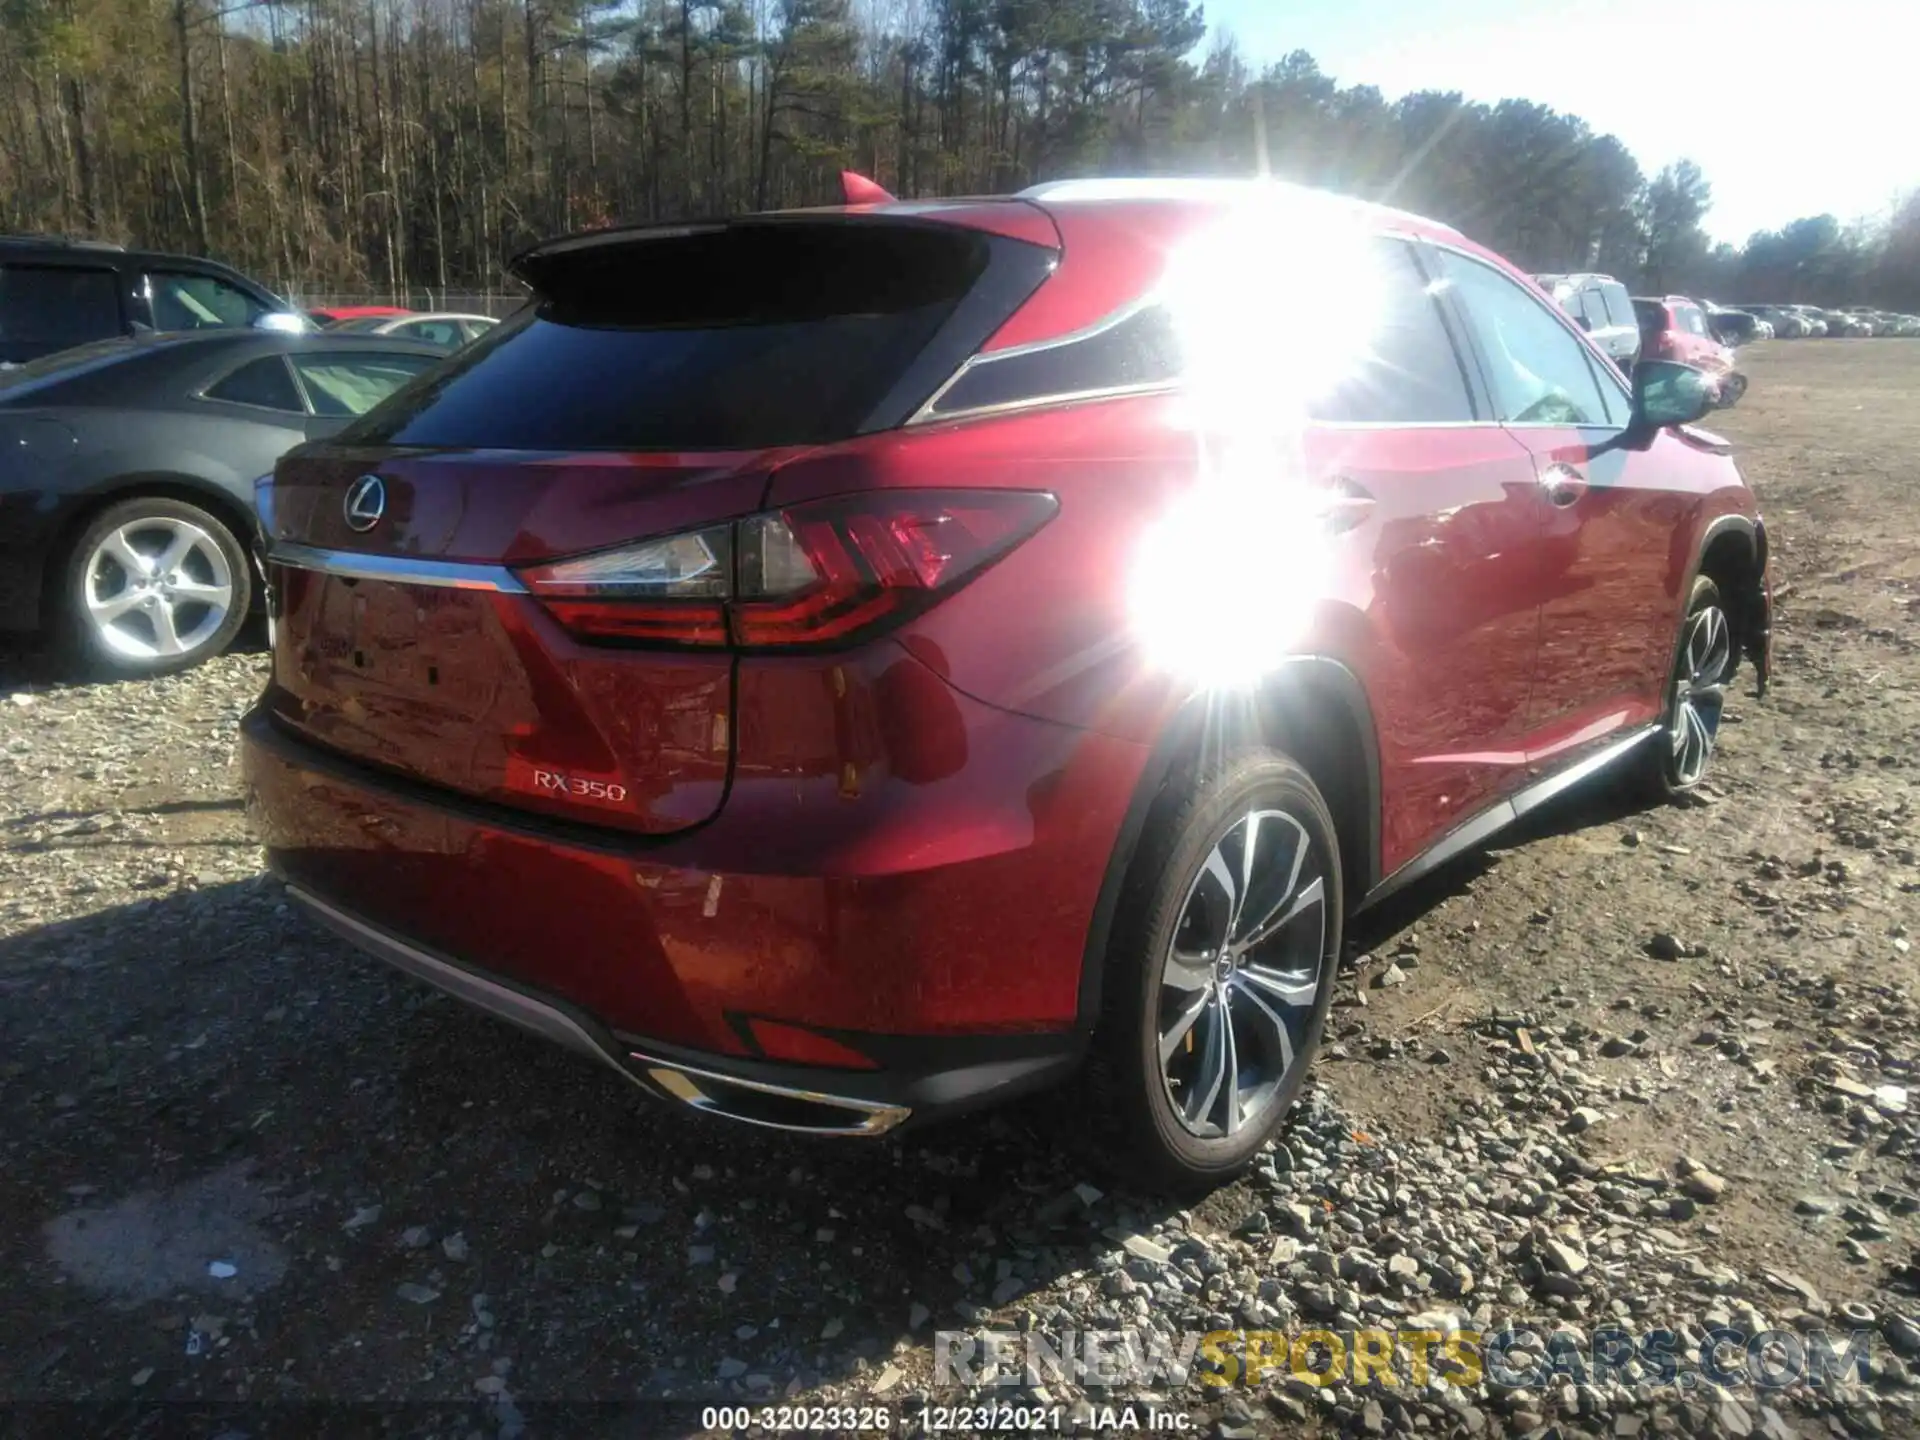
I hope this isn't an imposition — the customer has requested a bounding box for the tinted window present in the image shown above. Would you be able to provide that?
[146,271,267,331]
[930,305,1182,416]
[0,265,123,354]
[394,318,465,348]
[354,223,1008,450]
[206,355,304,412]
[933,239,1474,426]
[1438,251,1617,426]
[1600,283,1636,328]
[291,353,436,417]
[1311,239,1475,424]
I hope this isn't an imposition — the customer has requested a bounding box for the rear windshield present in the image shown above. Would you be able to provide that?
[348,222,1007,451]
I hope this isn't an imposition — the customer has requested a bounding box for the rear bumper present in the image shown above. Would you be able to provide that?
[240,689,1147,1125]
[286,882,1081,1133]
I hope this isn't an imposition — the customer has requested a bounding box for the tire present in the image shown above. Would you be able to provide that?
[1639,575,1736,801]
[60,496,252,678]
[1086,749,1343,1193]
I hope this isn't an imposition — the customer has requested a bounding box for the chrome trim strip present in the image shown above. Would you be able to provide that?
[286,884,626,1072]
[1360,724,1659,909]
[267,541,529,593]
[910,380,1180,427]
[907,292,1166,425]
[1509,724,1659,817]
[628,1050,912,1137]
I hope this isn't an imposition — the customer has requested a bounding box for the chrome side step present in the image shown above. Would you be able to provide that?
[284,884,911,1137]
[1360,724,1659,909]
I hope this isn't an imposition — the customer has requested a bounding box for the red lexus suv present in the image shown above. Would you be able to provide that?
[243,179,1772,1188]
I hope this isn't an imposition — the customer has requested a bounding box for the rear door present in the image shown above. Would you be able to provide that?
[261,218,1057,836]
[1432,246,1681,769]
[1301,237,1551,872]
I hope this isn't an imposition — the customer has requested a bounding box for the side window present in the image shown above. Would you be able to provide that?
[290,352,435,417]
[1581,290,1612,330]
[1601,284,1636,329]
[928,305,1182,416]
[146,271,267,331]
[1436,251,1618,426]
[0,265,123,353]
[399,319,464,348]
[1309,238,1476,424]
[205,355,305,412]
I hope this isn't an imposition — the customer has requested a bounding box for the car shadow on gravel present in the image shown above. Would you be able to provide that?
[0,878,1200,1425]
[0,752,1686,1426]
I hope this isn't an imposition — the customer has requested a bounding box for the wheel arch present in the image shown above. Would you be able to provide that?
[1690,511,1770,694]
[43,472,259,619]
[1073,656,1381,1034]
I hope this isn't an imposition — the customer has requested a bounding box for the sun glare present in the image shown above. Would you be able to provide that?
[1127,192,1388,692]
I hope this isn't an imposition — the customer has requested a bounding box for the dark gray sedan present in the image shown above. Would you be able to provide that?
[0,330,442,675]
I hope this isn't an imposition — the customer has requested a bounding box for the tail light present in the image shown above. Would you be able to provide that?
[516,490,1058,650]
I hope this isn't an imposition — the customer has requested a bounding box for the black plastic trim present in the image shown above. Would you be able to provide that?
[1070,657,1383,1034]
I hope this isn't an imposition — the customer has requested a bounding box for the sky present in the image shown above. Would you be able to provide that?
[1205,0,1915,245]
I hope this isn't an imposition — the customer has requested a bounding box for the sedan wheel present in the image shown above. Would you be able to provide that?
[64,498,252,677]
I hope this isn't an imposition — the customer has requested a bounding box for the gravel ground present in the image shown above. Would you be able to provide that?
[4,340,1919,1439]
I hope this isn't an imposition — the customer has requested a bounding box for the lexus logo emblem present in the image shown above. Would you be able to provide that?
[344,474,386,532]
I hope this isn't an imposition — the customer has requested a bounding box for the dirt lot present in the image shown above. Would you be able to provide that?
[3,340,1919,1439]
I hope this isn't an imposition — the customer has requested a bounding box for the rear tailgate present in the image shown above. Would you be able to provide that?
[263,448,778,834]
[260,214,1059,837]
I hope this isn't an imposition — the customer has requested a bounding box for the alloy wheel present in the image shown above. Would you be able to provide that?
[83,517,235,661]
[1669,603,1732,787]
[1158,808,1329,1140]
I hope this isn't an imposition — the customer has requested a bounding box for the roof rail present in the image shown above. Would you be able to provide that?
[0,232,127,252]
[1013,176,1458,238]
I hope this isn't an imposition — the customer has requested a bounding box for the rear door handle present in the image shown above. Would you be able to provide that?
[1540,464,1586,508]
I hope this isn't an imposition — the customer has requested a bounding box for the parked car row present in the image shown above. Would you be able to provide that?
[1532,278,1750,408]
[1710,302,1920,339]
[1532,273,1920,361]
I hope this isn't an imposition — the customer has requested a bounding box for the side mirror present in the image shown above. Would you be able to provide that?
[1631,359,1713,430]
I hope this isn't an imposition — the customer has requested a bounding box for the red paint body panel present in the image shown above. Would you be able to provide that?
[245,642,1147,1046]
[312,305,412,323]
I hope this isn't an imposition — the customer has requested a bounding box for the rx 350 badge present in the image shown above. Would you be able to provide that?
[531,769,628,804]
